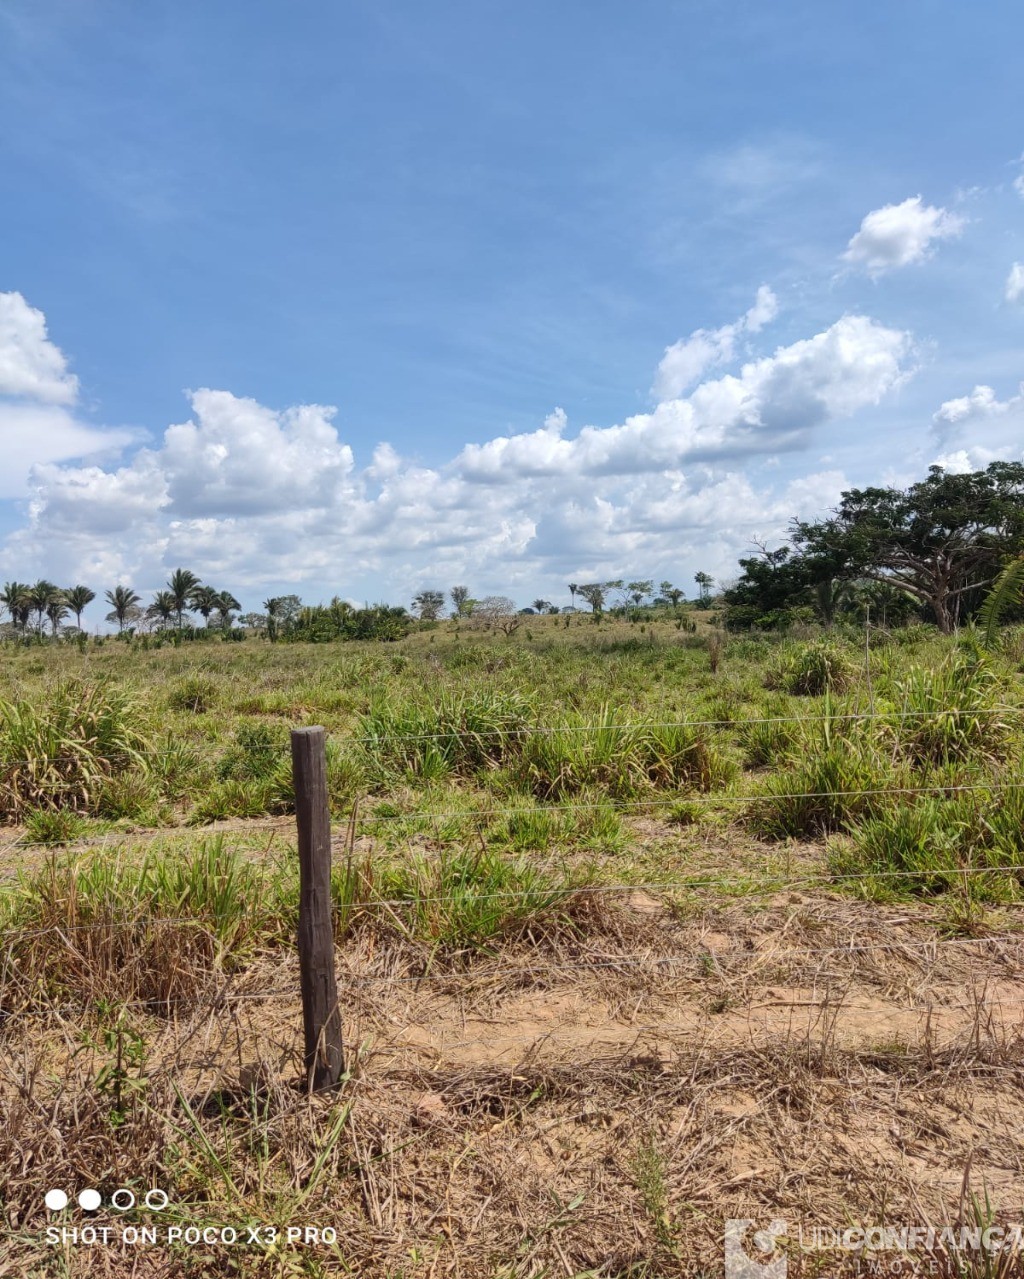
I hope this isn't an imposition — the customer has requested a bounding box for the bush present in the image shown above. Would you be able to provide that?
[749,710,892,839]
[514,711,732,800]
[24,808,88,846]
[358,689,535,781]
[0,681,151,819]
[217,722,284,782]
[765,640,855,696]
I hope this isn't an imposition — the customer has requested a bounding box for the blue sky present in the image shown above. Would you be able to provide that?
[0,0,1022,624]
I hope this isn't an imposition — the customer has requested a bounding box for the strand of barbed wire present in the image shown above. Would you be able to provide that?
[0,702,1023,771]
[6,860,1024,937]
[1,777,1024,858]
[2,932,1022,1024]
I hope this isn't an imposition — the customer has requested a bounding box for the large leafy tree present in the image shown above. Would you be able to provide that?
[627,580,654,607]
[147,590,177,629]
[45,595,69,636]
[189,584,219,627]
[722,547,813,630]
[578,583,607,613]
[263,594,302,641]
[264,596,282,642]
[213,590,241,629]
[450,585,470,616]
[64,585,95,631]
[792,462,1024,634]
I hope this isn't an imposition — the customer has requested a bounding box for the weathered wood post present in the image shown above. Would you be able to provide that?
[291,726,344,1089]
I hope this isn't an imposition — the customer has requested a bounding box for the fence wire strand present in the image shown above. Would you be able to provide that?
[3,932,1024,1024]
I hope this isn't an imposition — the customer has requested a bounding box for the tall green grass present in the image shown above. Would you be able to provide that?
[749,700,898,838]
[0,680,151,819]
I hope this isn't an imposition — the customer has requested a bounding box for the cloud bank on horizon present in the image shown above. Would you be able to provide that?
[0,179,1021,611]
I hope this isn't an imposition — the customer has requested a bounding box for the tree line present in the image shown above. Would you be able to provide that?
[0,570,242,638]
[411,575,715,620]
[6,462,1023,643]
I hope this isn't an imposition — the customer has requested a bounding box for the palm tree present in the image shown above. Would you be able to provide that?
[189,584,218,627]
[64,585,95,631]
[147,590,177,630]
[45,594,69,636]
[167,568,200,630]
[213,590,241,630]
[532,598,551,613]
[105,585,142,633]
[1,582,32,633]
[694,572,714,608]
[264,597,281,642]
[29,580,60,636]
[568,583,578,610]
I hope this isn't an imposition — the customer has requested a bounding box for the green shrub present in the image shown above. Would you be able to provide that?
[765,640,855,696]
[749,710,892,839]
[358,689,535,781]
[95,772,166,823]
[831,799,963,895]
[337,848,582,950]
[739,711,799,768]
[513,710,730,800]
[217,722,284,781]
[24,808,88,846]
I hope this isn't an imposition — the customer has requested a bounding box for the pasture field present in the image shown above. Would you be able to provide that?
[3,613,1024,1277]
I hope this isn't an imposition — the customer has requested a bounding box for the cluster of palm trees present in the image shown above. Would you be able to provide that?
[0,569,241,637]
[106,569,241,634]
[0,581,96,635]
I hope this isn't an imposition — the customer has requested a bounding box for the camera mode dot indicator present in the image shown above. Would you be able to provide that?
[78,1189,102,1211]
[44,1190,68,1212]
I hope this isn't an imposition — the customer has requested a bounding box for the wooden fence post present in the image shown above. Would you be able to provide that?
[291,726,344,1089]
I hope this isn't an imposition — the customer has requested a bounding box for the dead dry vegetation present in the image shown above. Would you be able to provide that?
[4,872,1024,1278]
[3,620,1024,1276]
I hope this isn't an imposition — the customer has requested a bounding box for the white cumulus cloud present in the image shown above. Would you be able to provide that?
[653,285,779,399]
[1006,262,1024,304]
[0,291,79,404]
[932,382,1024,471]
[468,313,910,481]
[2,302,914,605]
[0,291,137,496]
[843,196,965,276]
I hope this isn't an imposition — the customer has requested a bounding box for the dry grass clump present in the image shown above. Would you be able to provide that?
[0,837,286,1017]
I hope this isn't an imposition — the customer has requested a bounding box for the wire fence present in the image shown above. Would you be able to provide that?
[0,700,1022,775]
[8,860,1024,942]
[3,931,1024,1027]
[3,707,1024,1055]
